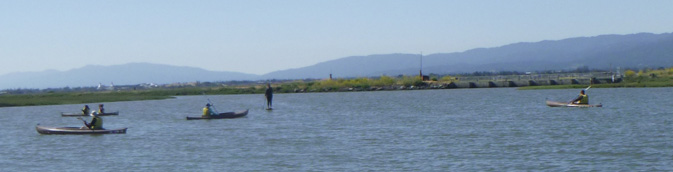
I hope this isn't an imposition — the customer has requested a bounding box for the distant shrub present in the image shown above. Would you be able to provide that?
[373,76,395,87]
[624,70,636,78]
[398,76,424,87]
[440,75,456,82]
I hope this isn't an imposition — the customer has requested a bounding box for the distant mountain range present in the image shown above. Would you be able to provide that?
[0,63,257,89]
[262,32,673,79]
[1,32,672,89]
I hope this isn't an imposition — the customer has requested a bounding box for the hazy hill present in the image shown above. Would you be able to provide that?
[261,54,422,80]
[0,63,258,89]
[262,32,673,79]
[2,32,672,89]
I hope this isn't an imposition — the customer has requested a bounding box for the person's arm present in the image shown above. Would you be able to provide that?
[81,119,90,128]
[571,95,582,103]
[89,118,97,128]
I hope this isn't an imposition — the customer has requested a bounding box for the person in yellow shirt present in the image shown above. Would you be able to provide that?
[571,90,589,104]
[98,104,105,114]
[82,105,90,115]
[203,103,216,117]
[81,112,103,130]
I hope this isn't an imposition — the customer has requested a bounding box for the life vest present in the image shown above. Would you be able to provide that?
[578,94,589,104]
[203,107,211,117]
[98,107,105,114]
[90,117,103,130]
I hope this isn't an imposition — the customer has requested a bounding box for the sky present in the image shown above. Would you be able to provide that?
[1,0,672,76]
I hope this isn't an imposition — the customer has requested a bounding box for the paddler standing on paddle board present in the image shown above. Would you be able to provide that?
[265,83,273,110]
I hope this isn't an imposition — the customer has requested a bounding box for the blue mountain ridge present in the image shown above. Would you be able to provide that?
[1,32,671,89]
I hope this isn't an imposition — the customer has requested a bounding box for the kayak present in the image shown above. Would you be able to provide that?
[186,109,248,120]
[61,111,119,117]
[546,100,602,107]
[36,125,127,135]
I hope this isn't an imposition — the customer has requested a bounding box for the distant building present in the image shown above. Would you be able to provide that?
[97,82,115,90]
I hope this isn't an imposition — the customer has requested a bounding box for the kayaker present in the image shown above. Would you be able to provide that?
[82,105,90,115]
[571,89,589,104]
[203,103,216,117]
[83,112,104,130]
[98,104,105,114]
[265,83,273,109]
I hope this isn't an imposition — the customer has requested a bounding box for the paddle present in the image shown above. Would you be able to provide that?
[202,92,220,115]
[76,117,93,131]
[206,98,220,115]
[264,96,268,110]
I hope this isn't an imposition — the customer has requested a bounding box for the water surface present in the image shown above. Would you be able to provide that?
[1,88,672,171]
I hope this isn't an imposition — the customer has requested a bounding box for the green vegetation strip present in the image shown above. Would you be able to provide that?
[0,87,264,107]
[0,92,167,107]
[0,76,427,107]
[2,68,671,107]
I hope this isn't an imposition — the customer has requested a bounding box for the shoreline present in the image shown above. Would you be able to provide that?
[3,69,671,107]
[2,81,671,108]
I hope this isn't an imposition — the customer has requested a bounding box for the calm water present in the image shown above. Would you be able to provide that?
[1,88,672,171]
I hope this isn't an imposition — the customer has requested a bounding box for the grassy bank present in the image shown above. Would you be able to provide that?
[0,76,429,107]
[0,91,169,107]
[0,87,265,107]
[2,68,672,107]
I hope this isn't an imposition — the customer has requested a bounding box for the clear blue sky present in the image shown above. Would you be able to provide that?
[1,0,672,76]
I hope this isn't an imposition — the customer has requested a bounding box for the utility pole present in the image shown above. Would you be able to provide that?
[419,52,423,79]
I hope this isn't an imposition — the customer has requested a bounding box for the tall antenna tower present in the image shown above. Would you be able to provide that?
[419,52,423,78]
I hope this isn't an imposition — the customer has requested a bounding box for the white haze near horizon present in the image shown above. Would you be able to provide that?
[1,0,673,76]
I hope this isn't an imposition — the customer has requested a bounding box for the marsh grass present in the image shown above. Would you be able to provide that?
[0,87,269,107]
